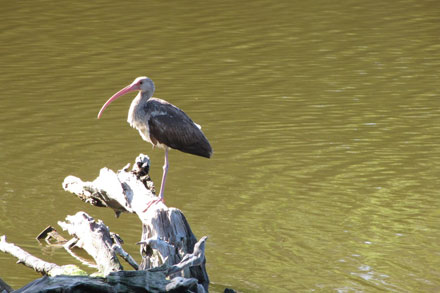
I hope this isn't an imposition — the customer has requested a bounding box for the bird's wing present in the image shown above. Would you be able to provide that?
[147,100,212,158]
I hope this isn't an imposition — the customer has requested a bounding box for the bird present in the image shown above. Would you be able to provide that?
[97,77,212,211]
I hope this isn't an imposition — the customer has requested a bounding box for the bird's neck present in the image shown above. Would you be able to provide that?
[128,91,151,126]
[141,90,153,100]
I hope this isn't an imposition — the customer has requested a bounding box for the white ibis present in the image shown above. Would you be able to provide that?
[97,77,212,211]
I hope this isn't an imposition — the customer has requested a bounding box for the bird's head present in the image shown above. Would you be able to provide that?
[134,76,155,94]
[97,76,155,119]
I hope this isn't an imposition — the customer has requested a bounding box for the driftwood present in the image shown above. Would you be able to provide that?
[14,270,201,293]
[0,154,210,292]
[1,225,208,292]
[58,211,125,275]
[62,153,209,289]
[0,235,86,277]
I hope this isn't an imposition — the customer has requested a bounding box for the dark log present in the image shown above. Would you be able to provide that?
[13,269,201,293]
[36,226,67,245]
[0,277,13,293]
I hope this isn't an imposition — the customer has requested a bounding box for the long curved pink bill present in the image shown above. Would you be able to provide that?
[97,84,137,119]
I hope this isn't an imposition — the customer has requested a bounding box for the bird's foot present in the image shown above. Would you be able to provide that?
[142,197,164,213]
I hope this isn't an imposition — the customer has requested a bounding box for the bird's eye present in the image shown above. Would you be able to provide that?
[139,81,143,85]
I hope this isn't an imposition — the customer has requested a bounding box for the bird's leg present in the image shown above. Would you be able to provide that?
[159,148,169,200]
[143,148,168,213]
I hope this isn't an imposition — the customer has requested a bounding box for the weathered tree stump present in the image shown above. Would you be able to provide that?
[1,154,209,292]
[62,154,209,290]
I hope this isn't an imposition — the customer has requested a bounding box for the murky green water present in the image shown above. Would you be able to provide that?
[1,0,440,291]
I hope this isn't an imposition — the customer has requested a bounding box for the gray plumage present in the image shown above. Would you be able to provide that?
[129,96,212,158]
